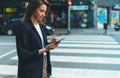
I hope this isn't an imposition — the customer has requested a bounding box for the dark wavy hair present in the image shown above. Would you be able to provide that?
[22,0,50,23]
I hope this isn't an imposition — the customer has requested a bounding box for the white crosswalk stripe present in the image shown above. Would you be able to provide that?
[1,35,120,78]
[10,53,120,64]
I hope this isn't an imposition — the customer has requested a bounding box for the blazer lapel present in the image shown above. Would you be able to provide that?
[27,20,41,40]
[26,20,47,46]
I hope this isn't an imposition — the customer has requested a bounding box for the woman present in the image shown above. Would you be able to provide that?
[15,0,59,78]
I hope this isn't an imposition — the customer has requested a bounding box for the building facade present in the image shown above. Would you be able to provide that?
[93,0,120,28]
[0,0,67,32]
[0,0,120,33]
[69,0,120,28]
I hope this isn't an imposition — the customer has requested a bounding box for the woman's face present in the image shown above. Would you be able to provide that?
[33,4,47,21]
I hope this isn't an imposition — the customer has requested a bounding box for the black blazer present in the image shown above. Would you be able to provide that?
[15,20,51,78]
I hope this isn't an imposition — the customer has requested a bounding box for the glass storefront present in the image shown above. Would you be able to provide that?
[4,8,17,19]
[0,9,3,26]
[69,5,89,28]
[97,7,107,29]
[70,10,88,28]
[111,10,120,27]
[47,0,68,28]
[0,7,18,34]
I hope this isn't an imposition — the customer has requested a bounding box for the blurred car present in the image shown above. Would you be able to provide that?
[114,22,120,31]
[3,18,55,35]
[45,24,55,35]
[3,17,21,35]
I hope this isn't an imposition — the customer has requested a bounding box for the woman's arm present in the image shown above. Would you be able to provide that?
[15,24,40,61]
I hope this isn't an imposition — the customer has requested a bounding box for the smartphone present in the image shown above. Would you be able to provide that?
[55,38,65,44]
[58,38,65,42]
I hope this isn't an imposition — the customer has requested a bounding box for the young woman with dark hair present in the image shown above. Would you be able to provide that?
[15,0,59,78]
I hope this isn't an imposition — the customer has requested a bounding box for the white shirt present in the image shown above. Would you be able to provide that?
[34,24,47,56]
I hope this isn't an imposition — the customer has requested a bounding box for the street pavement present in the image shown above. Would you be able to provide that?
[0,28,120,78]
[54,27,120,36]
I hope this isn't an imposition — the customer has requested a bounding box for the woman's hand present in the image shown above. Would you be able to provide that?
[38,38,60,54]
[45,38,59,51]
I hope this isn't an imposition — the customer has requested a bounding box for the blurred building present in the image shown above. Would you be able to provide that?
[0,0,120,34]
[69,0,120,28]
[0,0,27,28]
[0,0,67,33]
[95,0,120,28]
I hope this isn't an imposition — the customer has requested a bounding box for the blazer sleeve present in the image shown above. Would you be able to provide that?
[15,23,40,62]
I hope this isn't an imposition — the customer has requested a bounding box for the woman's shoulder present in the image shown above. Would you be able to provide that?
[14,21,31,35]
[14,21,30,33]
[20,21,28,26]
[17,21,30,29]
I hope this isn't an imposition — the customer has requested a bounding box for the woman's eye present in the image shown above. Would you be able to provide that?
[40,10,43,12]
[39,9,45,12]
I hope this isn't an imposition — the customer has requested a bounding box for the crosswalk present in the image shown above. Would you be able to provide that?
[1,35,120,78]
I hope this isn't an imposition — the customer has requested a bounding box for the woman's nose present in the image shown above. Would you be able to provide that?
[42,13,45,17]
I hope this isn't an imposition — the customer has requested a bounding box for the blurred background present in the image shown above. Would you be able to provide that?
[0,0,120,35]
[1,0,120,78]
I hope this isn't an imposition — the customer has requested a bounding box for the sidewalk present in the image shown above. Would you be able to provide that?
[54,27,120,36]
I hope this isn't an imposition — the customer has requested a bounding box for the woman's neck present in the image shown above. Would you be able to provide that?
[31,15,38,25]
